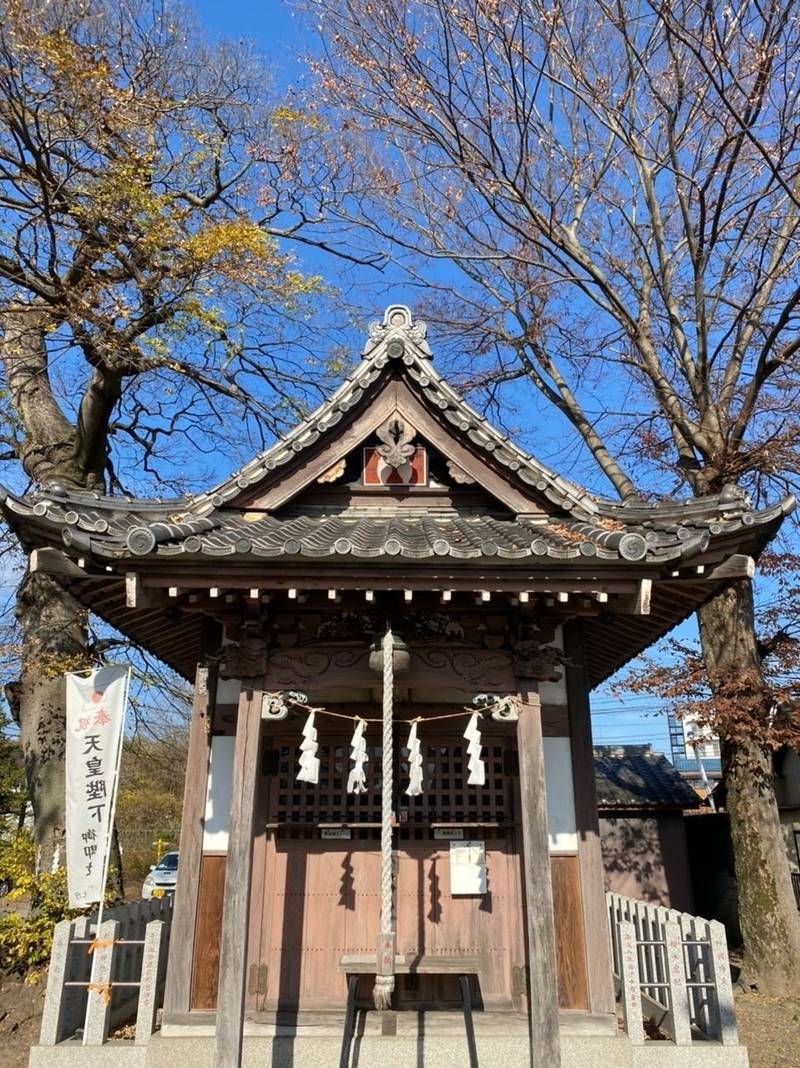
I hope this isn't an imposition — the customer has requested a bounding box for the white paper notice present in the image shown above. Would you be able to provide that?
[449,840,487,895]
[65,665,128,908]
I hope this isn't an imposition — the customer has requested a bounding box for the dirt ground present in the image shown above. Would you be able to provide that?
[735,991,800,1068]
[0,973,798,1067]
[0,972,46,1068]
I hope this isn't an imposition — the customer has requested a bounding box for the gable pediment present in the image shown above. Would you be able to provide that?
[206,306,595,520]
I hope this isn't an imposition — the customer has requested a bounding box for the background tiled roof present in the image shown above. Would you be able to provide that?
[594,745,701,809]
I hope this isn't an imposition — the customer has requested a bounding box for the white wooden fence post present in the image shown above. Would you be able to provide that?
[708,920,739,1045]
[84,918,119,1045]
[664,920,692,1045]
[619,921,645,1045]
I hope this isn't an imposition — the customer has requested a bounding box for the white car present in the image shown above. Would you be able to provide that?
[142,851,179,899]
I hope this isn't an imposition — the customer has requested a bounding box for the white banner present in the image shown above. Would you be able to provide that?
[65,665,129,909]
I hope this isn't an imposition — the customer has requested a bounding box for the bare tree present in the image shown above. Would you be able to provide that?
[308,0,800,992]
[0,0,357,873]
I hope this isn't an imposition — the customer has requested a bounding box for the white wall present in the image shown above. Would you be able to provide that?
[543,735,578,852]
[202,735,235,851]
[215,677,242,704]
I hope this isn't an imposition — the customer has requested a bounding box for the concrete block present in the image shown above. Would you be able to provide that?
[631,1045,750,1068]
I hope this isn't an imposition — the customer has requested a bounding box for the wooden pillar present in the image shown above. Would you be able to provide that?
[212,681,263,1068]
[563,620,616,1019]
[516,680,562,1067]
[163,653,218,1019]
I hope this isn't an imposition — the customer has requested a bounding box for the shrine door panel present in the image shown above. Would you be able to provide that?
[260,840,380,1010]
[253,731,523,1011]
[395,842,522,1009]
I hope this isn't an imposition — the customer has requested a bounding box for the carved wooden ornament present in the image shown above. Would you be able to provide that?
[363,414,427,486]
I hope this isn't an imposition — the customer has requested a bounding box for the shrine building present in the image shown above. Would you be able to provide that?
[8,306,780,1067]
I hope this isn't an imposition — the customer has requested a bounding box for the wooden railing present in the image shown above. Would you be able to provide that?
[607,892,739,1047]
[38,896,172,1047]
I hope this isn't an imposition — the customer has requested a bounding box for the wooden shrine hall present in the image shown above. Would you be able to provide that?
[6,306,783,1068]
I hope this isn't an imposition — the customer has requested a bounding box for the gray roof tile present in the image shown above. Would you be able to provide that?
[594,746,700,809]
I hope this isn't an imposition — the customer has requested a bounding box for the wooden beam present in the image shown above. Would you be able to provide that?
[563,621,616,1021]
[634,578,652,614]
[125,571,156,609]
[163,658,217,1019]
[516,681,561,1066]
[139,568,645,594]
[669,553,755,582]
[212,682,263,1068]
[266,643,515,693]
[29,547,89,580]
[608,577,652,616]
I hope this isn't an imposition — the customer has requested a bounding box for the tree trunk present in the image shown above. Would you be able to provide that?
[15,570,89,875]
[697,579,800,996]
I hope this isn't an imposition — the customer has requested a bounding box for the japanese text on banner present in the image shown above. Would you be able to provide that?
[65,665,128,909]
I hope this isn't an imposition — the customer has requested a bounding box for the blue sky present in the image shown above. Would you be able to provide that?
[11,0,678,757]
[0,0,682,759]
[189,0,686,755]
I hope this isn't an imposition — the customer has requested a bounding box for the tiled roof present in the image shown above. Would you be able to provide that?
[1,304,793,567]
[594,746,701,809]
[1,489,791,565]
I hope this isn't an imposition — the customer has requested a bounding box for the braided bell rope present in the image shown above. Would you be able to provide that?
[373,627,396,1009]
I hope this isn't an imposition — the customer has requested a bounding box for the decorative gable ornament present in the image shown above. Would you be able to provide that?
[364,415,427,486]
[361,304,433,360]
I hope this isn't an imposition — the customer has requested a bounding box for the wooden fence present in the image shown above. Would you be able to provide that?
[607,891,738,1046]
[39,896,173,1047]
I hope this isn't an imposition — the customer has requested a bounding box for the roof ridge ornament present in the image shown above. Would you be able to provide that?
[361,304,432,360]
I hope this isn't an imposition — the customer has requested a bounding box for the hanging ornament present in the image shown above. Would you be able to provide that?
[405,721,423,797]
[296,711,320,784]
[464,712,486,787]
[347,719,369,794]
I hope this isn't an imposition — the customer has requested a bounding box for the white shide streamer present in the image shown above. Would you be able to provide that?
[347,718,369,794]
[296,711,320,784]
[405,721,423,796]
[464,712,486,787]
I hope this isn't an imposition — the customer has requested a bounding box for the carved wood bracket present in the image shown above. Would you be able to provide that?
[512,639,565,683]
[264,642,515,693]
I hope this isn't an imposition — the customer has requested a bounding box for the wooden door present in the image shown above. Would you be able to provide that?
[253,728,524,1011]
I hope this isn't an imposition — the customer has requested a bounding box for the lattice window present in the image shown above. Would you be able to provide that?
[271,730,513,840]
